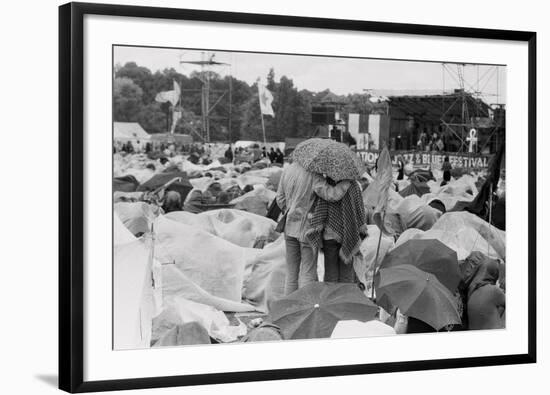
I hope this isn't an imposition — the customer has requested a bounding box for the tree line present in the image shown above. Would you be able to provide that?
[114,61,381,142]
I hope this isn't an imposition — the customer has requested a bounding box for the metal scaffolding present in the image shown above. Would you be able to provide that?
[179,51,232,143]
[440,63,504,154]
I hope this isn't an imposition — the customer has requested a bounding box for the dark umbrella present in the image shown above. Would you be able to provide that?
[375,264,461,331]
[113,175,140,192]
[409,169,435,183]
[379,239,460,293]
[137,171,193,202]
[399,181,431,198]
[268,282,378,340]
[292,138,365,182]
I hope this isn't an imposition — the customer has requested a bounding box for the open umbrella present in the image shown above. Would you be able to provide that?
[137,171,193,202]
[379,239,460,293]
[399,181,431,198]
[292,138,365,182]
[409,169,435,183]
[375,264,461,331]
[268,282,378,340]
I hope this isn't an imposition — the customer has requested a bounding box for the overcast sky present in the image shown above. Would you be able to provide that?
[114,46,506,104]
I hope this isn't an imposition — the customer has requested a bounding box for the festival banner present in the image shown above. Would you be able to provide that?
[356,149,492,169]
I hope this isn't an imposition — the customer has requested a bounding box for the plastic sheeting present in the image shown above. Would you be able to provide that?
[152,296,247,345]
[154,215,249,303]
[114,202,159,236]
[165,209,277,248]
[394,211,505,261]
[364,187,403,215]
[235,175,269,189]
[423,174,479,211]
[113,238,162,350]
[153,322,211,347]
[189,177,217,192]
[431,211,505,259]
[331,320,396,339]
[353,225,395,292]
[396,195,442,231]
[242,235,287,312]
[154,213,286,313]
[162,263,256,312]
[230,185,276,216]
[114,213,137,245]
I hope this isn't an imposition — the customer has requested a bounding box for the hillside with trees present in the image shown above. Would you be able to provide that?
[113,62,377,142]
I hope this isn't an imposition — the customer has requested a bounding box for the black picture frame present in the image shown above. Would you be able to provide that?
[59,2,537,393]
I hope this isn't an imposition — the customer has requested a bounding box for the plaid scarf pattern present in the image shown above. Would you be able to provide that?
[306,181,368,264]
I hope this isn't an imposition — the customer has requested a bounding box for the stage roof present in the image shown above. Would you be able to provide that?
[387,91,493,125]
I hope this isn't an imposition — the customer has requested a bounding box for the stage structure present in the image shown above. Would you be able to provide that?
[373,64,505,155]
[179,51,232,143]
[439,63,505,153]
[311,92,348,140]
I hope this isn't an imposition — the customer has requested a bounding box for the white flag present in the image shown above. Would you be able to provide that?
[258,83,274,116]
[173,79,181,100]
[155,80,180,107]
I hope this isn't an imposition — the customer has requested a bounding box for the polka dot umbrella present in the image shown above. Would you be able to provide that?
[292,138,365,182]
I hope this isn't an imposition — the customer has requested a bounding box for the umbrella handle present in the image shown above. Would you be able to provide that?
[151,177,182,196]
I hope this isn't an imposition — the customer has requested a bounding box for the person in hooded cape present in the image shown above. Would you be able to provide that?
[459,252,505,330]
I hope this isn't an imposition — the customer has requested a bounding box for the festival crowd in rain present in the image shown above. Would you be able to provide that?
[113,131,505,348]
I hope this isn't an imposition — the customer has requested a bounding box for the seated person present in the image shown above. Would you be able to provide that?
[162,190,182,213]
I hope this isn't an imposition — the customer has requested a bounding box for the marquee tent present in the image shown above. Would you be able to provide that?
[114,122,151,142]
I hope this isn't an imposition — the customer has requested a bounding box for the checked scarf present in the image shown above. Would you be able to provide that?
[306,181,368,264]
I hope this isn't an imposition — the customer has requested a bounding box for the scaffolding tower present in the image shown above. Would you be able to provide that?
[440,63,504,153]
[179,51,232,143]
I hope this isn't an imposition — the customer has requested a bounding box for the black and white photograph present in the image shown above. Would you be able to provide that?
[0,0,545,393]
[112,45,507,350]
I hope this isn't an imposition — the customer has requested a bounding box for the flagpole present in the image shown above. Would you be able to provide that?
[170,104,174,135]
[257,80,267,145]
[260,112,267,145]
[370,210,386,300]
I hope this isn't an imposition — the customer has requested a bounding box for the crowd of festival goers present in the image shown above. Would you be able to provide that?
[114,140,285,167]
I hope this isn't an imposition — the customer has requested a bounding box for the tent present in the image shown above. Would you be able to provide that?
[114,122,150,142]
[150,133,193,146]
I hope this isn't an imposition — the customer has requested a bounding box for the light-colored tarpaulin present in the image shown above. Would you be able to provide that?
[114,238,162,350]
[165,209,277,248]
[331,320,396,339]
[394,211,505,260]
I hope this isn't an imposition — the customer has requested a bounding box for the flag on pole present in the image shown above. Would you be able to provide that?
[155,80,180,107]
[369,146,393,234]
[172,79,181,103]
[258,82,274,116]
